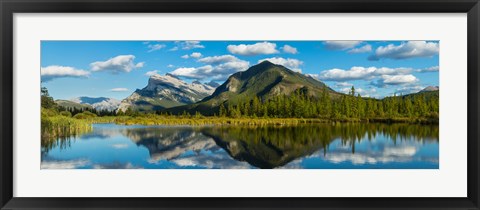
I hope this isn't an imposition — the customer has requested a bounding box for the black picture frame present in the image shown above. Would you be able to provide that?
[1,0,479,209]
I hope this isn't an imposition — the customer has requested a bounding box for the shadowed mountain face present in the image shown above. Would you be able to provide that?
[168,61,339,115]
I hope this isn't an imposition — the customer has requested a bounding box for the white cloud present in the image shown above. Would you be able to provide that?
[41,65,90,82]
[167,64,175,68]
[174,41,204,50]
[171,155,251,169]
[109,88,129,92]
[417,66,439,73]
[170,56,249,81]
[374,67,412,75]
[214,60,250,75]
[145,70,160,76]
[369,41,439,60]
[198,55,239,64]
[112,143,129,149]
[318,66,412,81]
[147,43,166,52]
[324,41,363,50]
[384,146,418,156]
[381,75,419,85]
[190,52,202,58]
[41,159,90,169]
[181,52,202,59]
[183,41,204,50]
[93,162,143,169]
[323,151,405,165]
[258,57,303,72]
[318,142,423,165]
[168,46,179,51]
[371,75,419,88]
[170,66,212,80]
[282,45,298,54]
[347,44,372,54]
[90,55,144,73]
[306,74,319,80]
[339,87,355,94]
[320,67,374,81]
[227,42,279,56]
[335,82,354,87]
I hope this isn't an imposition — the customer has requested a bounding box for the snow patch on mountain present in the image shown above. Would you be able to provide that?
[70,97,121,111]
[147,74,215,95]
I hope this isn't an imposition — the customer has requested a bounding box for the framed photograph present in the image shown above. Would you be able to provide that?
[1,0,479,209]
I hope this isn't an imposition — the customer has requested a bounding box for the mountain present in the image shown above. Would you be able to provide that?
[167,61,339,115]
[205,81,220,88]
[117,73,216,112]
[399,86,439,101]
[419,86,439,92]
[69,97,121,111]
[55,99,93,109]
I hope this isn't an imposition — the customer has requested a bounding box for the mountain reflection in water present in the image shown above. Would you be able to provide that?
[41,123,439,169]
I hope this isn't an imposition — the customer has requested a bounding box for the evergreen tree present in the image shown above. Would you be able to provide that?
[41,87,57,109]
[219,103,227,117]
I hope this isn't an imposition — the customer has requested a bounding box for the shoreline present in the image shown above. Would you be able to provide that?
[88,116,439,126]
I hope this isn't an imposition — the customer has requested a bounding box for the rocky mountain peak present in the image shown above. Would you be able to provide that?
[118,74,216,112]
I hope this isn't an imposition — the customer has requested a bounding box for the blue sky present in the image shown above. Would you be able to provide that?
[41,41,439,100]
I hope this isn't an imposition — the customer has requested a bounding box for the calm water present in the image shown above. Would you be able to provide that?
[41,123,439,169]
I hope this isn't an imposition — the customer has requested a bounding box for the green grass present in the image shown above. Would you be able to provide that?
[109,116,330,126]
[41,114,93,151]
[84,115,438,126]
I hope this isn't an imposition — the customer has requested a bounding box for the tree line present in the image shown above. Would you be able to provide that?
[217,86,439,121]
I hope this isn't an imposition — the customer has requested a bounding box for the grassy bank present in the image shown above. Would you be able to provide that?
[109,116,330,126]
[41,108,93,149]
[87,115,438,126]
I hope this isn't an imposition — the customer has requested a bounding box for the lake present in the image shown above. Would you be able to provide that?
[41,123,439,169]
